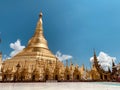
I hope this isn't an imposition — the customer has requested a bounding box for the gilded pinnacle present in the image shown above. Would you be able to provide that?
[39,12,43,18]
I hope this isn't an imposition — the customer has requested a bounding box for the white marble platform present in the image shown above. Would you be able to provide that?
[0,82,120,90]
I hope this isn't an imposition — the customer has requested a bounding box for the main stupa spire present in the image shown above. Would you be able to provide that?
[27,12,49,50]
[36,12,43,35]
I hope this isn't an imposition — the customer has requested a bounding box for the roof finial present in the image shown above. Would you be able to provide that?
[39,12,43,18]
[39,12,43,24]
[93,48,96,56]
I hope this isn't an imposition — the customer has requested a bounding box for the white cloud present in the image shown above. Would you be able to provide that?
[90,51,116,70]
[2,54,11,61]
[56,51,73,61]
[10,39,25,57]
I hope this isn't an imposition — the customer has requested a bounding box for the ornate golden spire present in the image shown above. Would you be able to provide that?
[94,49,97,58]
[93,49,98,63]
[36,12,43,34]
[27,12,48,50]
[82,64,85,71]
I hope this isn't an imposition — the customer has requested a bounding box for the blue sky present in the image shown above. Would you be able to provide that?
[0,0,120,67]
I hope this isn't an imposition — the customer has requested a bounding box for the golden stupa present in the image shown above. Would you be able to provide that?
[1,12,65,81]
[5,13,58,63]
